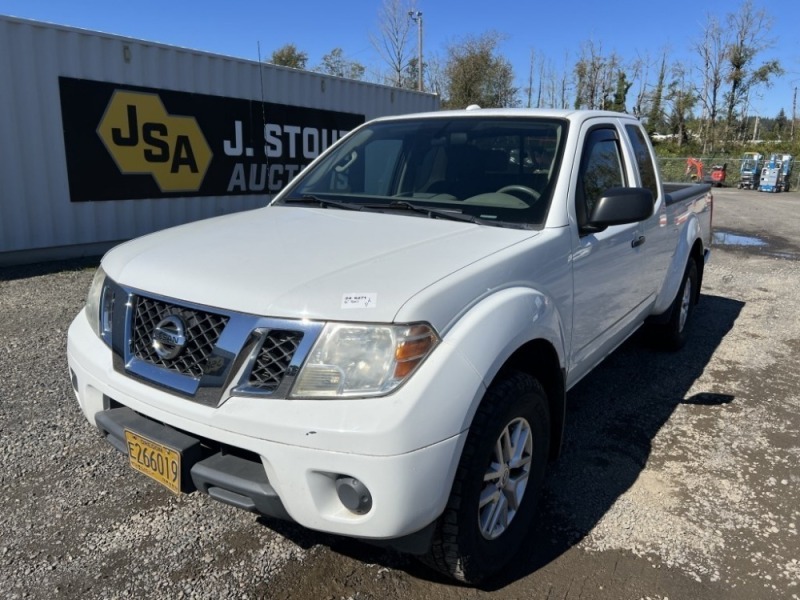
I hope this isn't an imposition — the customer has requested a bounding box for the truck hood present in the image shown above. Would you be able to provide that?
[103,206,537,323]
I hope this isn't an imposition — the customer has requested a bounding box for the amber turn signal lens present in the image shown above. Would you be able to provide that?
[394,325,437,379]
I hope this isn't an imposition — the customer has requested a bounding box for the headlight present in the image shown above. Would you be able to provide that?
[85,267,106,336]
[85,266,114,345]
[292,322,439,398]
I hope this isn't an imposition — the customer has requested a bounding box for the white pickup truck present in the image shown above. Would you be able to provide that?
[68,108,712,583]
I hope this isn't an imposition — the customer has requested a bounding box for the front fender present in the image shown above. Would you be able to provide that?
[442,286,567,430]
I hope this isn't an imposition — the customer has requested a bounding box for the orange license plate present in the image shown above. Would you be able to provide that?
[124,429,182,494]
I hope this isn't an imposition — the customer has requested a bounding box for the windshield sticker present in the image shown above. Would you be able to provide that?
[342,293,377,309]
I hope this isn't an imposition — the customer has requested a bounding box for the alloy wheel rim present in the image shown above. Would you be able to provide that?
[478,417,533,540]
[679,276,693,332]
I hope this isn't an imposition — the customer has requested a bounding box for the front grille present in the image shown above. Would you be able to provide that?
[248,330,304,392]
[132,296,229,378]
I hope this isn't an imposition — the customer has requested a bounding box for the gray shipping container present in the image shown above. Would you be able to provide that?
[0,16,439,265]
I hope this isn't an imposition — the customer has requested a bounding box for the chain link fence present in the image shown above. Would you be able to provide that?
[657,157,799,191]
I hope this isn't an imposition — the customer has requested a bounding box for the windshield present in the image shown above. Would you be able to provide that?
[278,116,568,228]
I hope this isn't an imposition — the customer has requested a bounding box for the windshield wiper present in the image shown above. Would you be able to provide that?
[283,194,365,211]
[386,200,485,224]
[284,196,494,226]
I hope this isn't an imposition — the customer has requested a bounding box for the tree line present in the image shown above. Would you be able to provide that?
[267,0,790,155]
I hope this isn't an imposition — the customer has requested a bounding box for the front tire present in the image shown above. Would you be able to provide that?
[422,372,550,583]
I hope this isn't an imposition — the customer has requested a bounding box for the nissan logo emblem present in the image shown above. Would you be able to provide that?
[152,315,187,360]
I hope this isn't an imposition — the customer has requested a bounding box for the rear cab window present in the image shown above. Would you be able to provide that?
[624,124,659,203]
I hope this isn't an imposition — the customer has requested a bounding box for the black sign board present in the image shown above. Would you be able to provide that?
[58,77,364,202]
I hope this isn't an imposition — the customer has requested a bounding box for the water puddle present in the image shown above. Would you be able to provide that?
[713,229,798,260]
[713,231,768,247]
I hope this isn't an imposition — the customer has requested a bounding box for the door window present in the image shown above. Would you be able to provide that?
[576,128,626,229]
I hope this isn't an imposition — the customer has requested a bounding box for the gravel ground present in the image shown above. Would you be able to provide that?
[1,188,798,599]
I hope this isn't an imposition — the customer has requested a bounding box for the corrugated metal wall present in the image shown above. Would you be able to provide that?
[0,16,439,264]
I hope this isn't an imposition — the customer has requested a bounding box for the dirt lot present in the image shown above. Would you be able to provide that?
[1,188,798,599]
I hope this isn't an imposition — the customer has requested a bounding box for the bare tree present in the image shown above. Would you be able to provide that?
[524,48,559,108]
[666,64,697,146]
[573,41,601,109]
[722,0,782,141]
[559,51,571,109]
[531,55,562,109]
[537,57,549,108]
[693,15,726,153]
[423,52,445,97]
[525,49,535,108]
[645,54,668,133]
[692,1,782,151]
[372,0,416,88]
[529,51,571,109]
[269,43,308,70]
[628,52,652,118]
[524,51,549,108]
[573,41,624,110]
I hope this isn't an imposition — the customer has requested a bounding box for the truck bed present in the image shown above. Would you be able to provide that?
[663,181,712,205]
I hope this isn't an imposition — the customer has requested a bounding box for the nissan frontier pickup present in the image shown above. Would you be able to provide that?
[68,108,712,583]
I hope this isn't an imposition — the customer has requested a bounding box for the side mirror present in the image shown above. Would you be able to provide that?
[583,187,654,233]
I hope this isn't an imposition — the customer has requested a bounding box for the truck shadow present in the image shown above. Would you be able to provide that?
[258,292,744,588]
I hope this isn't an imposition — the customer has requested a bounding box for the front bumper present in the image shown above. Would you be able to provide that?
[67,310,477,542]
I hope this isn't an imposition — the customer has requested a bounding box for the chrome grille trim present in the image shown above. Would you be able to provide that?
[248,330,305,392]
[106,281,324,406]
[131,296,229,378]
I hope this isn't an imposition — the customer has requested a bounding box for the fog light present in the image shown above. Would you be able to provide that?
[335,476,372,515]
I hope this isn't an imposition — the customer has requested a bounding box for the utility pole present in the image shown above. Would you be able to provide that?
[792,86,797,141]
[409,10,423,92]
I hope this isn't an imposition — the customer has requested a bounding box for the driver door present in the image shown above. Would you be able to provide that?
[568,125,649,383]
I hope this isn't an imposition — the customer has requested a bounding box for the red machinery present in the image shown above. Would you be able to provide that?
[686,157,704,181]
[686,158,726,186]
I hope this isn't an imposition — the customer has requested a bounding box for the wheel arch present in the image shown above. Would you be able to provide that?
[651,224,707,321]
[689,237,705,304]
[491,339,566,461]
[432,287,568,461]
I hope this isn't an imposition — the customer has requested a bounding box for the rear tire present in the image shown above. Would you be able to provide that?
[421,372,550,583]
[656,259,698,350]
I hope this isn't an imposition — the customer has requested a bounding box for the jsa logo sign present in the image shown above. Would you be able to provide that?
[97,91,212,192]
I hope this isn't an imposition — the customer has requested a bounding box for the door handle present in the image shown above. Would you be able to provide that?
[631,235,646,248]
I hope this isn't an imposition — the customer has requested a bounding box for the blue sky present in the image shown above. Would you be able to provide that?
[3,0,799,118]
